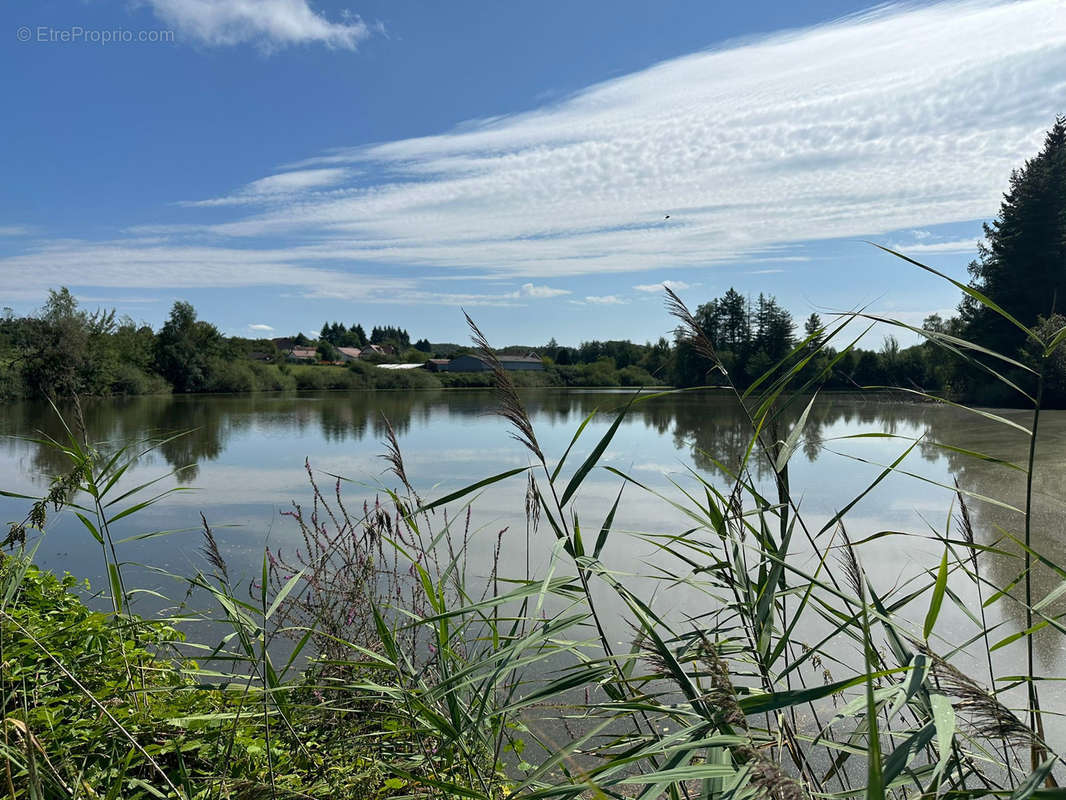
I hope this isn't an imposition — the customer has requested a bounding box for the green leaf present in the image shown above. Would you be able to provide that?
[415,466,529,513]
[559,396,634,506]
[869,243,1040,347]
[883,722,936,787]
[550,408,598,482]
[108,562,124,614]
[774,391,817,473]
[1010,758,1058,800]
[929,692,956,768]
[593,484,624,559]
[265,569,305,621]
[923,548,949,640]
[75,512,104,544]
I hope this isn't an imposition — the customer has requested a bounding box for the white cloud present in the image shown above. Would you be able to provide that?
[0,225,32,237]
[886,238,983,255]
[144,0,374,50]
[184,168,352,206]
[633,280,693,293]
[585,295,628,305]
[248,323,275,331]
[514,283,570,298]
[6,0,1066,298]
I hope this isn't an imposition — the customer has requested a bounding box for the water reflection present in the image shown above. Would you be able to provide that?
[2,389,1064,671]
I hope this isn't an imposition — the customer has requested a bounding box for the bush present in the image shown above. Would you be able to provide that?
[204,358,258,393]
[617,364,660,386]
[0,556,419,798]
[110,362,172,395]
[372,367,441,390]
[248,361,297,391]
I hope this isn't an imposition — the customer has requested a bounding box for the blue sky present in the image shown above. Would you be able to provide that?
[2,1,1065,346]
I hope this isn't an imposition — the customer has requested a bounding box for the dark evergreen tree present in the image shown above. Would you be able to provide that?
[961,117,1066,354]
[804,313,823,347]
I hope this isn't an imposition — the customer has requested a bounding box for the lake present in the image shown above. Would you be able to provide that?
[2,389,1064,747]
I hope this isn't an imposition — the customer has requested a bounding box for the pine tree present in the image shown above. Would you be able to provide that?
[961,117,1066,354]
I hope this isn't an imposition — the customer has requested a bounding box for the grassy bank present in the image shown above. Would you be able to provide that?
[4,266,1066,799]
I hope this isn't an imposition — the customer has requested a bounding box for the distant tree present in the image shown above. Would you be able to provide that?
[317,341,339,362]
[804,313,823,348]
[154,301,223,393]
[922,313,946,334]
[294,332,310,346]
[21,288,115,399]
[351,324,367,347]
[752,293,794,362]
[370,325,410,349]
[719,288,748,354]
[414,338,432,352]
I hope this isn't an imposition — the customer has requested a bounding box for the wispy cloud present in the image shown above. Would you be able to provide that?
[0,225,33,237]
[585,295,628,305]
[184,168,353,207]
[634,280,693,293]
[885,238,983,255]
[75,295,161,304]
[143,0,376,50]
[248,323,275,331]
[7,0,1066,301]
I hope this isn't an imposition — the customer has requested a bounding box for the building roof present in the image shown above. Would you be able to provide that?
[337,347,362,358]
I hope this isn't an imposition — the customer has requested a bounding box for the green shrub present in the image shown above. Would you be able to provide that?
[109,362,171,395]
[0,557,408,798]
[204,358,258,393]
[248,361,297,391]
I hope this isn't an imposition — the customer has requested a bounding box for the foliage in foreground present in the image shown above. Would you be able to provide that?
[0,558,417,798]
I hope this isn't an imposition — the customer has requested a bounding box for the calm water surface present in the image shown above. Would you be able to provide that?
[3,389,1064,743]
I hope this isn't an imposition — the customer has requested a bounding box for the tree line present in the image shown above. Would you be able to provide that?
[317,321,412,350]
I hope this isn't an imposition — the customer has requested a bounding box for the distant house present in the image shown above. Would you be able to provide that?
[271,337,296,352]
[443,354,543,372]
[500,354,543,371]
[359,344,393,359]
[423,359,451,372]
[336,347,362,362]
[289,346,317,362]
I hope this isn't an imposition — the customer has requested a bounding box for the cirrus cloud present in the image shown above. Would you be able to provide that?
[5,0,1066,304]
